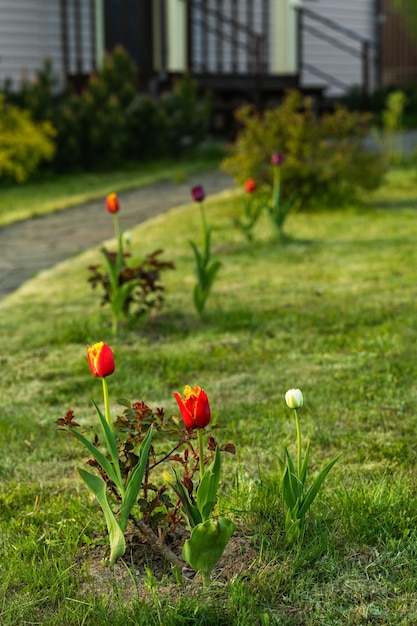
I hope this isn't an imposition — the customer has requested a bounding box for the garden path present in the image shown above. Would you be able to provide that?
[0,169,232,299]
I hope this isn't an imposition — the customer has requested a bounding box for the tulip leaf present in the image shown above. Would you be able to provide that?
[78,468,126,566]
[182,517,236,585]
[197,446,221,521]
[168,468,202,528]
[92,398,124,495]
[285,506,302,546]
[69,427,121,493]
[298,452,341,519]
[119,427,153,532]
[299,439,311,487]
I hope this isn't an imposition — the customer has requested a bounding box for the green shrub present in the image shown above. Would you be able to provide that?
[9,50,211,172]
[158,73,211,155]
[0,95,55,183]
[124,95,166,161]
[221,90,387,209]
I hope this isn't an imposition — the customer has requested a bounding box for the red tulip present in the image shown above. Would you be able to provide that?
[106,193,120,214]
[191,185,206,203]
[244,178,256,193]
[87,342,115,378]
[173,385,211,429]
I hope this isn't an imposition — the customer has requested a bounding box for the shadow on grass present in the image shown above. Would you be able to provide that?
[367,197,417,210]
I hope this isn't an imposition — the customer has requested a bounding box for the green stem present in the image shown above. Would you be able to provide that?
[294,408,302,478]
[102,377,111,426]
[199,201,208,240]
[197,428,205,478]
[113,214,121,244]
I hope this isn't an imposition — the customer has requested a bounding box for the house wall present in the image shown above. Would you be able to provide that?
[299,0,376,96]
[271,0,298,74]
[166,0,186,72]
[0,0,96,90]
[0,0,57,88]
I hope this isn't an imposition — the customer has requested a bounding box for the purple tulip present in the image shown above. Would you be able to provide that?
[191,185,206,203]
[271,153,284,166]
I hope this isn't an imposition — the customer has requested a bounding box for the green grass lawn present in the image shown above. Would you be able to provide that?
[1,166,417,624]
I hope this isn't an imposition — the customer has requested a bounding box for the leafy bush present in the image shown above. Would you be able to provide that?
[221,90,387,209]
[0,95,55,182]
[158,73,211,155]
[8,50,211,172]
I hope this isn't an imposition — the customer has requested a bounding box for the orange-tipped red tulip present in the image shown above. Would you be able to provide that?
[244,178,256,193]
[173,385,211,429]
[87,342,115,378]
[106,193,120,214]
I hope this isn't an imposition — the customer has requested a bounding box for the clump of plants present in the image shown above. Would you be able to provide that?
[188,185,221,317]
[57,342,236,584]
[221,90,387,210]
[234,154,296,242]
[87,193,174,334]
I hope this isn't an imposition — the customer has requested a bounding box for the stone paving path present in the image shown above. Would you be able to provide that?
[0,169,233,299]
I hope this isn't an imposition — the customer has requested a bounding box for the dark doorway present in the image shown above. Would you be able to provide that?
[104,0,153,80]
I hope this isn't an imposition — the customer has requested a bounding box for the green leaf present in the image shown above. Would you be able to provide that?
[168,468,202,528]
[92,399,124,495]
[78,468,126,566]
[119,427,153,531]
[285,507,302,546]
[299,439,310,487]
[68,427,121,493]
[204,260,222,291]
[197,446,221,521]
[298,452,341,519]
[182,517,236,585]
[282,448,301,507]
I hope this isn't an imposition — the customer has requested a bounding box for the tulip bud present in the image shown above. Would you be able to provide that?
[271,152,284,166]
[87,342,115,378]
[106,193,120,214]
[173,385,211,429]
[163,470,173,485]
[191,185,206,203]
[244,178,257,193]
[285,388,303,409]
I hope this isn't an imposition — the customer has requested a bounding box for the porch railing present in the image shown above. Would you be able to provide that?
[296,6,376,102]
[187,0,269,76]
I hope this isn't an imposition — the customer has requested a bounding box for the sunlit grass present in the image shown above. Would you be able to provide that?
[1,165,417,623]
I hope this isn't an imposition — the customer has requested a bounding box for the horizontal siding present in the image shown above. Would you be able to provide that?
[0,0,95,90]
[299,0,376,96]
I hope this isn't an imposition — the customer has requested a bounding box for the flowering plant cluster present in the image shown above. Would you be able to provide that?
[58,342,236,584]
[279,389,341,545]
[233,178,263,241]
[88,193,174,334]
[188,185,221,316]
[235,153,296,242]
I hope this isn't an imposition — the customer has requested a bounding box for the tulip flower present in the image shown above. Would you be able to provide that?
[106,193,120,214]
[271,152,284,166]
[87,342,115,378]
[191,185,206,203]
[244,178,257,193]
[285,388,303,409]
[173,385,211,429]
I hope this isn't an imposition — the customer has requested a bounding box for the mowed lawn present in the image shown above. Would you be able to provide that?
[1,166,417,625]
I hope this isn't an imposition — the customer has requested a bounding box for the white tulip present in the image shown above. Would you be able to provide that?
[285,388,303,409]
